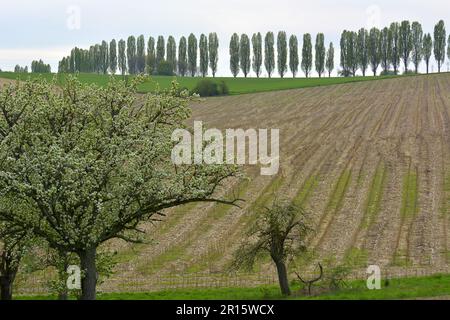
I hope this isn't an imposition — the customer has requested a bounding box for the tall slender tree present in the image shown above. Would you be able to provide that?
[230,33,240,77]
[188,34,198,77]
[178,36,188,77]
[252,33,263,78]
[423,33,433,74]
[118,39,127,75]
[380,27,391,74]
[240,34,251,77]
[434,20,446,73]
[289,35,299,78]
[326,42,334,77]
[315,33,326,78]
[277,31,288,78]
[340,31,350,76]
[208,33,219,77]
[127,36,137,74]
[199,34,209,77]
[109,39,117,75]
[368,27,381,76]
[357,28,369,76]
[156,36,165,68]
[167,36,177,74]
[146,37,156,75]
[136,35,146,74]
[389,22,401,74]
[100,41,109,74]
[301,33,313,78]
[264,32,275,78]
[411,22,423,74]
[399,21,412,73]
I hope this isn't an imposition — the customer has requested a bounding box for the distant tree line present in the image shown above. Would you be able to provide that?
[229,31,334,78]
[57,19,449,78]
[58,33,219,77]
[340,19,447,77]
[14,60,51,74]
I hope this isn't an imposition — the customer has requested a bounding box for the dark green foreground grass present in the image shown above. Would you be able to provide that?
[15,274,450,300]
[0,71,406,95]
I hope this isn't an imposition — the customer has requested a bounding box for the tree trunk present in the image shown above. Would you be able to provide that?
[0,251,19,301]
[79,247,97,300]
[275,260,291,296]
[0,274,14,300]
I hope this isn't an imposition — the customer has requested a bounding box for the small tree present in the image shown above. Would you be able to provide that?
[232,201,310,296]
[146,37,156,75]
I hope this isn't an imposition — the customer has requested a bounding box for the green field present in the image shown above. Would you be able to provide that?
[0,71,405,95]
[15,274,450,300]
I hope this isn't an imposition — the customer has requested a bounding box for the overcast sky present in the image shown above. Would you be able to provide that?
[1,0,450,76]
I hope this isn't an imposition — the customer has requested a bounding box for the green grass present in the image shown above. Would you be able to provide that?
[400,167,418,218]
[362,163,387,229]
[15,274,450,300]
[0,71,407,96]
[293,175,319,207]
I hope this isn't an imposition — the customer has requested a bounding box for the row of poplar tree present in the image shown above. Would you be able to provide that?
[57,19,448,77]
[58,33,219,77]
[340,20,447,77]
[228,32,333,78]
[14,60,51,74]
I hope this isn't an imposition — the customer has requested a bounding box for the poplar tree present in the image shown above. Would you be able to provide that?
[289,35,299,78]
[240,34,251,77]
[127,36,137,74]
[411,22,423,74]
[178,36,188,77]
[277,31,288,78]
[434,20,446,73]
[109,39,117,75]
[156,36,165,68]
[368,27,381,76]
[326,42,334,77]
[399,21,412,73]
[315,33,326,78]
[136,35,146,74]
[380,27,391,74]
[100,41,109,74]
[146,37,156,75]
[252,33,263,78]
[423,33,432,74]
[208,33,219,77]
[118,39,127,75]
[199,34,208,77]
[357,28,369,76]
[301,33,313,78]
[167,36,177,74]
[264,32,275,78]
[230,33,240,77]
[188,34,198,77]
[389,22,401,74]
